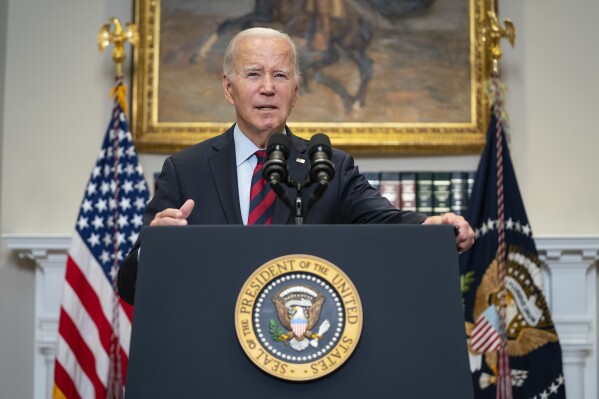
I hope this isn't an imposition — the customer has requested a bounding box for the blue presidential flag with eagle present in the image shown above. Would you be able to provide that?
[459,110,566,398]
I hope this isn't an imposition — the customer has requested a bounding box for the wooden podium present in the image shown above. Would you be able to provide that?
[125,225,474,398]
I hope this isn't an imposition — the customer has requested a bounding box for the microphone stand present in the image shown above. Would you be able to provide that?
[293,184,304,225]
[270,177,328,226]
[269,178,303,225]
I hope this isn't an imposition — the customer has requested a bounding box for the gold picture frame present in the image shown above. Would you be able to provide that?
[132,0,490,154]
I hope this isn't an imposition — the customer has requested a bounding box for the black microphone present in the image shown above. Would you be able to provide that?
[308,133,335,185]
[305,133,335,215]
[264,133,290,185]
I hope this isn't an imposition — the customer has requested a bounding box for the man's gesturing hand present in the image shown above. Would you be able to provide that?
[150,199,195,226]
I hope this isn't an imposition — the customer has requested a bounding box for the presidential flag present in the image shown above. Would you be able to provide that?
[53,77,148,399]
[459,103,566,398]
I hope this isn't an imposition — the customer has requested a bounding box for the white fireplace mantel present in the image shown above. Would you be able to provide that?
[4,234,598,399]
[4,235,71,399]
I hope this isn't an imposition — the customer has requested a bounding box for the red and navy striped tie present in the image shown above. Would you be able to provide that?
[248,150,276,224]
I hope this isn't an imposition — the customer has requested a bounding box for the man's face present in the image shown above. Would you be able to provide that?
[223,36,299,146]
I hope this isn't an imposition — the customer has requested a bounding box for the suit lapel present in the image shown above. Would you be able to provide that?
[208,127,243,224]
[272,128,310,224]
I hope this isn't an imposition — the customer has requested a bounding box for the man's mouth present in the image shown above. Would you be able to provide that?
[256,105,278,111]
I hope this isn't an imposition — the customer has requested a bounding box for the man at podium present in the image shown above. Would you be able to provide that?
[118,27,474,305]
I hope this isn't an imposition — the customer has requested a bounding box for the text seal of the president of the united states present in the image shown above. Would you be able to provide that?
[235,254,363,381]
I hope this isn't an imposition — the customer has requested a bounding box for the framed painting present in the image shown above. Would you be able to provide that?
[132,0,491,154]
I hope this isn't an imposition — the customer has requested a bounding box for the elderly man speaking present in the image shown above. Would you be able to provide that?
[117,27,474,305]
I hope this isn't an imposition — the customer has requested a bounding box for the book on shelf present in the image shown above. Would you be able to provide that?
[432,172,451,216]
[400,172,417,211]
[450,171,469,215]
[467,171,476,201]
[379,172,400,208]
[416,172,434,215]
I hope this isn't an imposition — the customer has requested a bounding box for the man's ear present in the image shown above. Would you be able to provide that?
[223,75,235,105]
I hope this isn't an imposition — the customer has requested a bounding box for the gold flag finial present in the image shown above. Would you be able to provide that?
[98,17,139,77]
[481,10,515,73]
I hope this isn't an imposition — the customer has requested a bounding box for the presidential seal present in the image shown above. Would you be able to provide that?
[235,254,363,381]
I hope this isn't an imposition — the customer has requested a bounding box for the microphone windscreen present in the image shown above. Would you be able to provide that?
[267,133,291,157]
[308,133,332,157]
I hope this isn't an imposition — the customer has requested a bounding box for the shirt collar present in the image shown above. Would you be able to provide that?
[233,124,287,166]
[234,125,260,167]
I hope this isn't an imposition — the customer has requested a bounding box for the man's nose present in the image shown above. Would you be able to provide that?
[260,76,275,94]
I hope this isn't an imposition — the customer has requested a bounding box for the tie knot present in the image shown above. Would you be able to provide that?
[255,150,268,164]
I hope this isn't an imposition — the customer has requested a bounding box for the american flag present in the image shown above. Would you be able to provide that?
[53,78,148,399]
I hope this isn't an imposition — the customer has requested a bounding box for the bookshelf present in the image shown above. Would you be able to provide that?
[364,170,475,216]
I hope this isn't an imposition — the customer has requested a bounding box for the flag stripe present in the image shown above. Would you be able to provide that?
[55,335,94,399]
[471,332,500,352]
[471,317,495,337]
[57,310,106,398]
[53,362,80,399]
[478,337,500,353]
[65,254,113,353]
[475,329,497,349]
[471,323,493,345]
[118,301,132,355]
[120,347,129,386]
[471,321,501,352]
[69,234,120,324]
[120,300,134,321]
[61,281,111,378]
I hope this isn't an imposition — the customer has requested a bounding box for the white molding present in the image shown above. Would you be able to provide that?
[536,236,599,399]
[536,236,599,261]
[3,235,70,399]
[4,235,71,259]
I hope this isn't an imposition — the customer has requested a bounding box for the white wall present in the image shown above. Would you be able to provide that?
[1,0,597,397]
[501,0,599,235]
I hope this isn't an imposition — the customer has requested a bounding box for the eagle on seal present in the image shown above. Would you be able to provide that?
[273,289,325,341]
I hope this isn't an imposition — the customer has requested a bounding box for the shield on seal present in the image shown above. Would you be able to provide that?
[290,307,308,338]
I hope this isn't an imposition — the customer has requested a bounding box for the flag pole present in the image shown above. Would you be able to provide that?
[97,18,139,399]
[481,8,516,399]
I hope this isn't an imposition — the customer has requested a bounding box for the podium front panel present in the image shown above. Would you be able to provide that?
[126,225,474,398]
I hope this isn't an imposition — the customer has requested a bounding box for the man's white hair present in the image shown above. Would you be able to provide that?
[223,27,301,83]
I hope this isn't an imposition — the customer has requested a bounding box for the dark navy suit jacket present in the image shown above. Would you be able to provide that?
[117,125,426,304]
